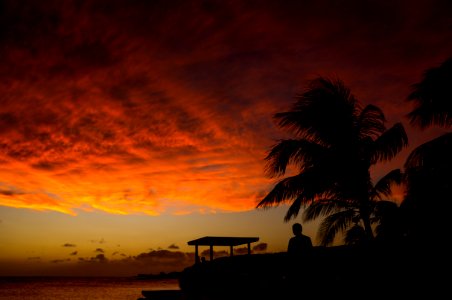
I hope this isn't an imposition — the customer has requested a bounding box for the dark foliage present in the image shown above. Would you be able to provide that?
[258,77,407,245]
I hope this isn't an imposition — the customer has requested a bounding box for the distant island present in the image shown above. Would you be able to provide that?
[135,271,181,280]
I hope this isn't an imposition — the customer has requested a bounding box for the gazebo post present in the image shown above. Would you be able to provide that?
[247,242,251,255]
[209,245,213,261]
[195,245,199,264]
[230,245,233,257]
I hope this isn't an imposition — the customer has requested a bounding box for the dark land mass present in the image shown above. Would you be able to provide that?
[135,271,181,280]
[176,241,445,300]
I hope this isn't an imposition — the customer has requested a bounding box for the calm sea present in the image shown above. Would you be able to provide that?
[0,277,180,300]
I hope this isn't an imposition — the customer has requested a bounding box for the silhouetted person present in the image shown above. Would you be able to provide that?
[287,223,313,255]
[284,223,314,294]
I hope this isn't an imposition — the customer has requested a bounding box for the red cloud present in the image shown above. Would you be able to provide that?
[0,0,451,216]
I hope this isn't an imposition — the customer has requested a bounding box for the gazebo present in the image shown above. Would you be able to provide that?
[187,236,259,263]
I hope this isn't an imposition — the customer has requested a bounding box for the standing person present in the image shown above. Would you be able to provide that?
[287,223,313,255]
[284,223,314,295]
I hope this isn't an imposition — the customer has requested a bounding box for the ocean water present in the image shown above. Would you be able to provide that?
[0,277,180,300]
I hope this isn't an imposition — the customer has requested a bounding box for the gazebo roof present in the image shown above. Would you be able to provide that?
[187,236,259,246]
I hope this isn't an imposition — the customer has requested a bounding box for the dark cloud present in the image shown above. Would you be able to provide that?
[112,251,126,257]
[34,249,192,276]
[133,250,193,267]
[62,243,76,247]
[191,164,227,173]
[200,249,229,259]
[129,250,194,272]
[0,113,18,133]
[95,248,104,253]
[0,187,24,196]
[92,254,107,262]
[78,254,107,262]
[234,247,249,255]
[69,251,78,256]
[135,250,185,261]
[252,243,268,252]
[31,161,68,171]
[168,244,179,250]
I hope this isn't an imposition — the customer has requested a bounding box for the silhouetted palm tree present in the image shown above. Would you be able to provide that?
[407,57,452,128]
[373,200,404,243]
[402,57,452,242]
[402,133,452,242]
[344,223,366,246]
[305,169,404,245]
[258,77,408,245]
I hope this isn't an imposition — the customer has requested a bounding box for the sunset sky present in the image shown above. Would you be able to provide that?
[1,0,451,276]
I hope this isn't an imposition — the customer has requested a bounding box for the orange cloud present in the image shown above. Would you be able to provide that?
[0,0,451,217]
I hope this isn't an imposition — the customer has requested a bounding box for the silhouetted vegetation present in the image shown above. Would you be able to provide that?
[401,56,452,244]
[407,57,452,128]
[179,57,452,300]
[257,77,408,245]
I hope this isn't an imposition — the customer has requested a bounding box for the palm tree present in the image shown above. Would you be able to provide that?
[373,200,405,243]
[257,77,408,246]
[401,134,452,241]
[402,57,452,242]
[407,57,452,128]
[315,170,404,246]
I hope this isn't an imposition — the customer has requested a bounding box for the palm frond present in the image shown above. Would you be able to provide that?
[317,209,356,246]
[264,139,325,178]
[256,175,303,208]
[283,196,305,221]
[407,57,452,128]
[257,170,326,208]
[370,200,393,225]
[404,132,452,169]
[274,77,358,146]
[344,225,366,245]
[358,104,386,139]
[407,105,441,129]
[302,198,351,222]
[372,169,402,200]
[372,200,403,240]
[373,200,399,217]
[370,123,408,164]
